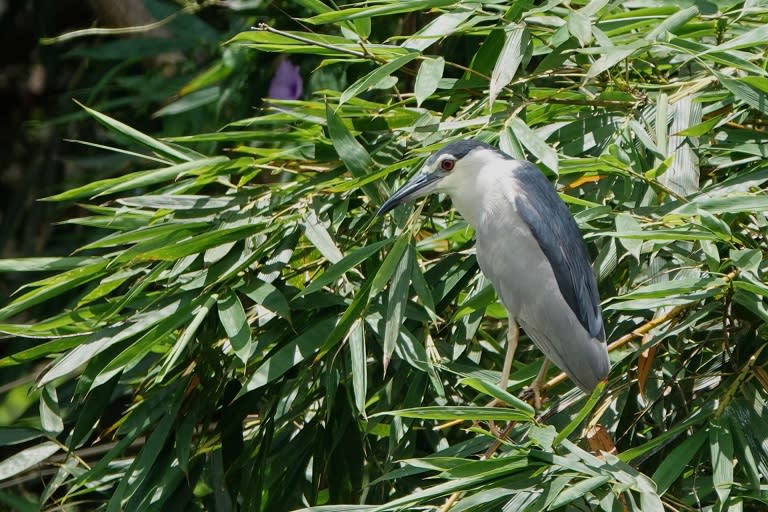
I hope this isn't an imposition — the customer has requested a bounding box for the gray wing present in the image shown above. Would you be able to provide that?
[513,163,605,341]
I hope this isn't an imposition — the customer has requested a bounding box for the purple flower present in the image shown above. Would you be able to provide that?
[267,59,303,100]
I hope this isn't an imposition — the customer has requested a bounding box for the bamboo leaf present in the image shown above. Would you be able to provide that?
[0,442,60,481]
[414,57,445,107]
[339,52,419,105]
[296,239,391,297]
[509,117,559,173]
[77,101,197,162]
[348,319,367,415]
[459,377,535,417]
[244,317,336,391]
[218,292,251,365]
[374,406,533,422]
[489,24,527,105]
[302,0,456,24]
[382,241,411,371]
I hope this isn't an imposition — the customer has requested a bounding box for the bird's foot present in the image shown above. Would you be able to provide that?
[519,385,546,410]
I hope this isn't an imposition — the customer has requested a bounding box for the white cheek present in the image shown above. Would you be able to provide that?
[438,167,472,193]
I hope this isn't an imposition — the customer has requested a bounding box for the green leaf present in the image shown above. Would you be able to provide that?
[38,296,189,386]
[241,281,291,322]
[673,194,768,215]
[651,428,707,494]
[302,0,456,24]
[645,6,698,41]
[296,239,392,297]
[0,257,104,272]
[698,209,732,240]
[403,10,473,51]
[153,86,220,117]
[374,405,534,422]
[244,317,336,391]
[39,385,63,435]
[348,319,367,415]
[489,24,527,105]
[218,292,251,365]
[339,52,419,105]
[325,104,379,202]
[116,194,237,210]
[612,276,724,301]
[586,41,646,79]
[567,10,592,46]
[459,377,535,417]
[730,249,762,274]
[80,222,209,251]
[0,261,109,322]
[229,30,402,58]
[509,117,558,173]
[414,57,445,107]
[710,419,734,506]
[126,223,265,262]
[44,157,229,201]
[303,209,344,264]
[293,0,333,15]
[707,23,768,54]
[410,250,437,322]
[607,228,716,241]
[0,428,44,447]
[719,73,768,115]
[554,381,605,446]
[77,101,196,162]
[674,114,722,137]
[371,234,410,297]
[0,336,89,368]
[0,441,60,481]
[550,475,610,509]
[157,295,217,383]
[316,280,373,361]
[106,406,179,512]
[382,241,411,371]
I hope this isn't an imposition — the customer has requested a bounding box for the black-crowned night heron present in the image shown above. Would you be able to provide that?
[377,140,610,404]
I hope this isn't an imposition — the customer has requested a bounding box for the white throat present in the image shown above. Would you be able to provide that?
[437,151,518,229]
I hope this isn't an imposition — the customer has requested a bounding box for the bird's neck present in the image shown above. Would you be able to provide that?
[447,164,512,230]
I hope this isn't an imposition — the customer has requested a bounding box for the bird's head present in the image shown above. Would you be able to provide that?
[377,140,503,215]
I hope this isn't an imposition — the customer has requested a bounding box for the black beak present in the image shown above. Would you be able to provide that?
[377,172,442,216]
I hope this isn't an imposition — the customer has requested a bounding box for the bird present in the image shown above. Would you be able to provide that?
[377,140,610,405]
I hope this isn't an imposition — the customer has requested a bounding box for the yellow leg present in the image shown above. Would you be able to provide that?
[500,319,518,390]
[531,358,551,409]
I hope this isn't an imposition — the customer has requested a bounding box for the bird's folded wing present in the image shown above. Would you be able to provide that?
[512,163,605,341]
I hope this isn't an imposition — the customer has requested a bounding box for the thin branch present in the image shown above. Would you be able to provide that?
[533,97,642,108]
[40,2,211,45]
[254,23,379,62]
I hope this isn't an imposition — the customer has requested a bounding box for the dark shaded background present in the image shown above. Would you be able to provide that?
[0,0,273,301]
[1,0,93,289]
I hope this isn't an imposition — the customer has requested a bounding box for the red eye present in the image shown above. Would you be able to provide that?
[440,159,455,171]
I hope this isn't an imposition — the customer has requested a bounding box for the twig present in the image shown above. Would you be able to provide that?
[532,97,641,108]
[40,2,210,45]
[254,23,381,62]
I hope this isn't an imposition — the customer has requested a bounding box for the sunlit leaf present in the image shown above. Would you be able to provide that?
[414,57,445,107]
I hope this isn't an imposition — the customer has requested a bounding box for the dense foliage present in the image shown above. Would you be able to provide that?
[2,1,768,510]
